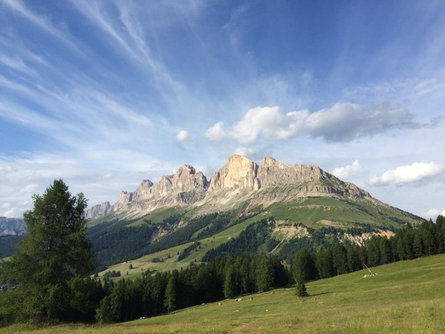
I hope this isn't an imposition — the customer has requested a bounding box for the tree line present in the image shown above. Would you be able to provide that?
[292,216,445,289]
[96,254,290,323]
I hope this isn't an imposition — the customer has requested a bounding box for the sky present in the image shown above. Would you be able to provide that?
[0,0,444,219]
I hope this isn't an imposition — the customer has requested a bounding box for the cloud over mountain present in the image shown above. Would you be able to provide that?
[331,160,361,179]
[205,103,419,144]
[369,162,443,186]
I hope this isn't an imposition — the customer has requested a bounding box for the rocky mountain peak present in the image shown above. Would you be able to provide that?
[209,154,259,191]
[176,164,196,175]
[86,154,372,219]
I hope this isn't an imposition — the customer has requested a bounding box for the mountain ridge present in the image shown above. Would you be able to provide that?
[86,154,372,220]
[0,217,26,236]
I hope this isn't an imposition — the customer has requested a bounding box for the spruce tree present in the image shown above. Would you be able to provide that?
[1,179,94,321]
[164,275,177,313]
[223,267,237,298]
[413,233,423,258]
[255,256,274,292]
[292,249,316,283]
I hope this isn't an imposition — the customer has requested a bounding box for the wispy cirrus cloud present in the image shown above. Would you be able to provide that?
[1,0,81,52]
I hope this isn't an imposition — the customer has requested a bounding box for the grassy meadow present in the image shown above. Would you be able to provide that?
[4,253,445,333]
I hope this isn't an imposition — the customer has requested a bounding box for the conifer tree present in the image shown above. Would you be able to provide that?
[413,233,423,258]
[1,180,94,321]
[223,266,238,298]
[292,249,316,283]
[255,256,274,292]
[379,238,392,264]
[164,275,177,313]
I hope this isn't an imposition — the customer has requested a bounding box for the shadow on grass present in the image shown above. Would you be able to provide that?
[308,291,330,297]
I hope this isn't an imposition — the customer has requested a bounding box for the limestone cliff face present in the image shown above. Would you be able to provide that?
[207,155,369,198]
[85,201,112,220]
[87,154,371,219]
[152,165,208,196]
[209,155,259,191]
[87,165,210,218]
[256,157,326,188]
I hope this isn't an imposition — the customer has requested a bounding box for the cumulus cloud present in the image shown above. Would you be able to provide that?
[421,209,445,219]
[4,207,23,218]
[204,103,419,144]
[369,162,443,186]
[233,146,269,160]
[204,122,228,142]
[175,130,191,144]
[331,160,360,179]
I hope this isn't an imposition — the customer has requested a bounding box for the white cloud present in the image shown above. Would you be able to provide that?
[0,152,176,217]
[0,55,37,76]
[204,103,419,144]
[369,162,443,186]
[204,122,228,142]
[233,146,268,160]
[4,207,23,218]
[331,160,360,179]
[175,130,191,144]
[421,209,445,220]
[20,184,39,194]
[2,0,80,51]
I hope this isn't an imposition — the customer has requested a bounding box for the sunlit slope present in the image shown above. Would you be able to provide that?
[92,196,423,276]
[7,254,445,333]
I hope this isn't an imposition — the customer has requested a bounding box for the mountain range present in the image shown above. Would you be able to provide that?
[86,154,372,220]
[85,155,424,272]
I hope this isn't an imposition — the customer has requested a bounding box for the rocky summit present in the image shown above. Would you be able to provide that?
[86,154,372,219]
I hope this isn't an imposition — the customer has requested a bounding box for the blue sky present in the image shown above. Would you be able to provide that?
[1,0,444,219]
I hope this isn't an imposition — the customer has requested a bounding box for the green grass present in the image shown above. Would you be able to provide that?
[100,212,270,278]
[267,197,423,229]
[87,212,128,228]
[126,206,187,227]
[5,254,445,333]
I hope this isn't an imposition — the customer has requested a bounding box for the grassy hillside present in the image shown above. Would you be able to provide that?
[98,212,269,278]
[89,196,425,275]
[266,196,422,229]
[5,253,445,333]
